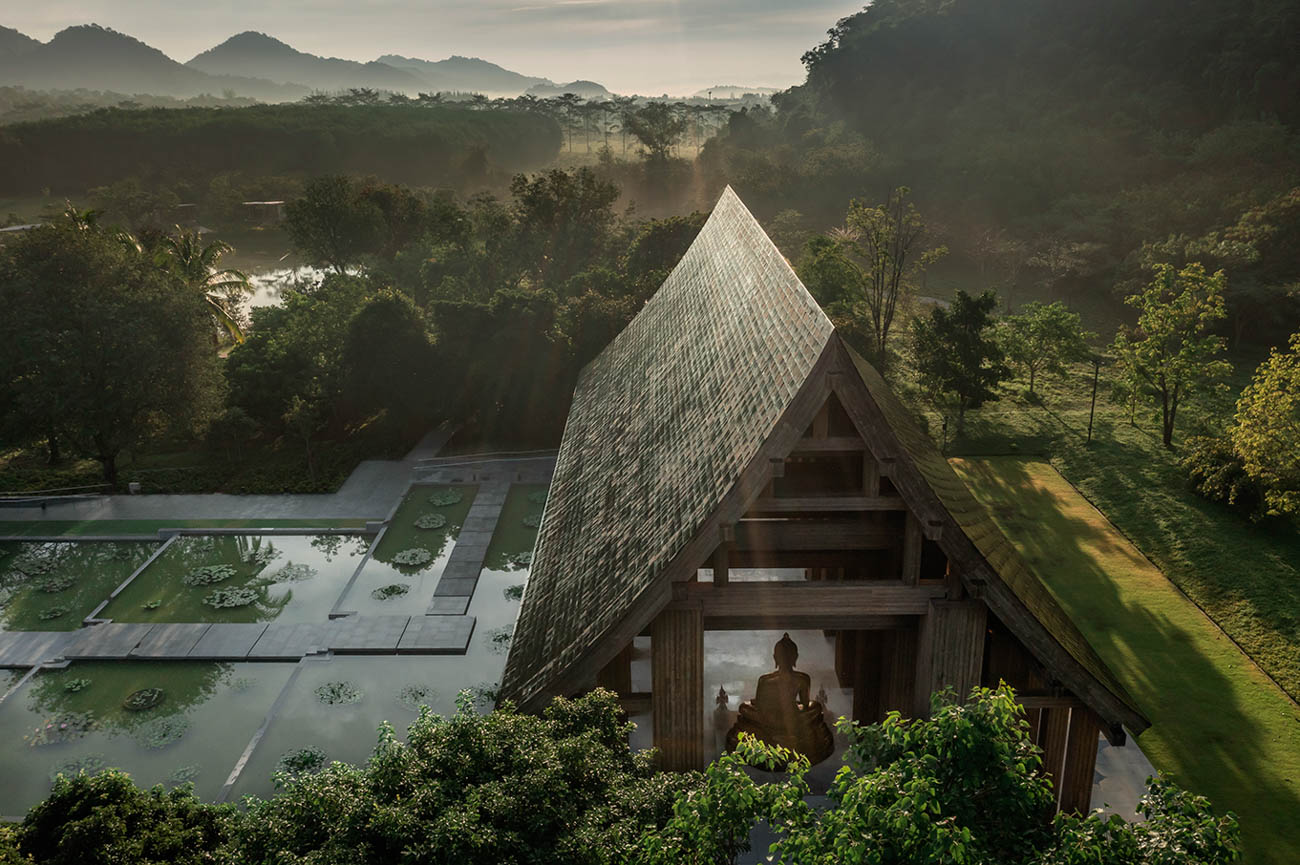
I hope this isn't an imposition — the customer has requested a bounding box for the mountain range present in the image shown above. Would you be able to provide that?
[0,24,611,101]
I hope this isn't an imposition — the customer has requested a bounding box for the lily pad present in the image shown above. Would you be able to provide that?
[413,513,447,530]
[135,715,190,749]
[267,562,316,583]
[167,765,200,788]
[427,489,463,507]
[397,684,437,711]
[38,606,69,621]
[63,678,91,693]
[123,687,165,712]
[143,600,162,610]
[486,626,513,654]
[276,746,327,777]
[183,565,237,587]
[504,584,525,601]
[315,681,362,705]
[11,554,56,576]
[392,548,433,567]
[509,551,533,567]
[240,545,279,567]
[26,712,94,747]
[37,575,75,593]
[203,587,258,609]
[49,753,107,783]
[522,513,542,529]
[370,583,410,600]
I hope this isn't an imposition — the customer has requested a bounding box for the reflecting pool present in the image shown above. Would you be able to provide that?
[0,542,157,630]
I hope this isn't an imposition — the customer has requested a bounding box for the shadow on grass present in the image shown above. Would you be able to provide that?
[957,457,1300,865]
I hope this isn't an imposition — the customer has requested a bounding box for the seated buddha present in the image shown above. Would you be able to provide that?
[726,633,834,765]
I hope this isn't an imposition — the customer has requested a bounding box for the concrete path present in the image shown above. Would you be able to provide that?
[0,428,458,524]
[0,615,475,666]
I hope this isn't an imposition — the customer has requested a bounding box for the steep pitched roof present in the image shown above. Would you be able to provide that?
[501,187,834,707]
[500,187,1146,735]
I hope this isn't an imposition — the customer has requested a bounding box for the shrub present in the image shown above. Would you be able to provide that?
[1181,436,1265,518]
[17,770,231,865]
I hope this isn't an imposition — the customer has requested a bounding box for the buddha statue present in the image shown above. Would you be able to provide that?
[726,633,834,764]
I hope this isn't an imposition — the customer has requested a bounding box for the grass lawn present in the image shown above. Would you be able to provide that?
[0,519,366,538]
[954,457,1300,865]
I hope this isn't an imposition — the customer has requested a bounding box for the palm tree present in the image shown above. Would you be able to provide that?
[156,227,253,343]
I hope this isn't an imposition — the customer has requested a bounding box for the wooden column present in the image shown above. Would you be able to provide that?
[596,643,633,695]
[835,630,857,688]
[1058,708,1100,814]
[913,600,987,717]
[862,458,881,497]
[711,540,730,587]
[651,607,704,771]
[1038,706,1071,807]
[879,628,916,717]
[901,512,923,585]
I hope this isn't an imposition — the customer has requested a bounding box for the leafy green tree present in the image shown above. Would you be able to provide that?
[1000,301,1095,398]
[1230,332,1300,517]
[841,187,946,365]
[1111,263,1231,448]
[0,214,223,484]
[637,689,1241,865]
[17,770,232,865]
[509,168,620,287]
[232,691,694,865]
[285,175,385,273]
[341,289,439,429]
[912,289,1009,433]
[623,102,687,164]
[150,226,253,343]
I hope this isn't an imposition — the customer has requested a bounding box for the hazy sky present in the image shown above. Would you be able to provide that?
[9,0,867,95]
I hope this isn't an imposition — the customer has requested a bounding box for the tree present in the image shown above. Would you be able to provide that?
[232,691,694,865]
[0,215,223,484]
[623,102,687,164]
[341,289,439,429]
[1000,301,1095,398]
[1230,332,1300,517]
[1111,263,1231,448]
[912,289,1009,433]
[17,770,232,865]
[840,186,946,365]
[285,176,384,273]
[637,689,1241,865]
[151,226,253,343]
[509,168,620,287]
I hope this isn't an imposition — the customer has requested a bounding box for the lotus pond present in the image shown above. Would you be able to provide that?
[0,542,157,631]
[335,485,477,616]
[0,660,295,817]
[99,534,371,624]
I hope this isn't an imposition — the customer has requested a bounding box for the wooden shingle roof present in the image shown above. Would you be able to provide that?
[500,187,1146,736]
[501,187,833,707]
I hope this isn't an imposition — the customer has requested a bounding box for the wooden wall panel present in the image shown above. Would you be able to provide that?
[596,643,633,695]
[914,600,987,716]
[1059,708,1101,814]
[1038,707,1071,807]
[651,608,704,771]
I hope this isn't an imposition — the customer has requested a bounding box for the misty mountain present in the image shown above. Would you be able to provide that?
[188,32,423,93]
[0,25,304,101]
[378,54,550,96]
[526,80,612,99]
[0,25,39,61]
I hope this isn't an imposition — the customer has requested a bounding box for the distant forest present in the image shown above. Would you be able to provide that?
[0,104,562,195]
[703,0,1300,346]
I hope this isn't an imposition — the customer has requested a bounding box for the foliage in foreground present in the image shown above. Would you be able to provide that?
[231,691,694,865]
[640,689,1240,865]
[4,690,1239,865]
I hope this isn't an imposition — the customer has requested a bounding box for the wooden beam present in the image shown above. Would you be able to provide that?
[789,437,867,455]
[671,581,945,618]
[734,520,895,551]
[595,643,633,695]
[705,613,913,631]
[1039,706,1071,807]
[729,550,886,569]
[710,541,730,587]
[1059,708,1100,814]
[652,608,704,771]
[901,512,923,586]
[619,692,653,715]
[913,599,987,717]
[1016,693,1085,710]
[862,456,881,497]
[746,496,906,514]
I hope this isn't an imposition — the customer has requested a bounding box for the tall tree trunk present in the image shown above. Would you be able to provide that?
[1161,391,1174,448]
[100,454,118,486]
[46,431,60,465]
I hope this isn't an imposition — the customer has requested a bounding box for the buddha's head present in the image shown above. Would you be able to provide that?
[773,632,798,671]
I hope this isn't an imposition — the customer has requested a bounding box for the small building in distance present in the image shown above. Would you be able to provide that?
[242,200,286,226]
[500,187,1149,814]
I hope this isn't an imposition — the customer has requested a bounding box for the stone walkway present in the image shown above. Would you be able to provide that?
[0,428,457,524]
[0,616,475,665]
